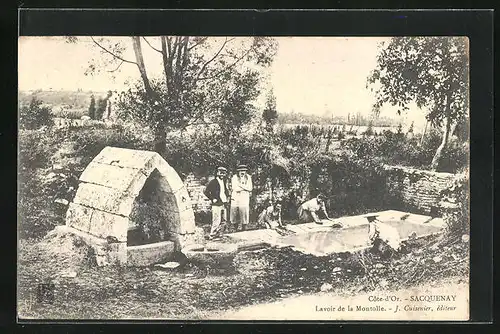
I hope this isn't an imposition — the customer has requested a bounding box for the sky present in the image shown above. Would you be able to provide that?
[18,36,428,129]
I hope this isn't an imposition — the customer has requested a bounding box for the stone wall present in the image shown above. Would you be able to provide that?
[383,165,464,215]
[184,166,465,217]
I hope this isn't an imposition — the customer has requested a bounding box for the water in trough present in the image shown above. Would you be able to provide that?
[275,220,443,256]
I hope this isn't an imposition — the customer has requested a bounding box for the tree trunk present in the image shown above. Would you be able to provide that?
[131,37,154,97]
[420,119,429,146]
[430,115,451,171]
[153,123,167,157]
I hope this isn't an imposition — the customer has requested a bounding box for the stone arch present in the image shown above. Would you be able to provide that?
[65,146,202,266]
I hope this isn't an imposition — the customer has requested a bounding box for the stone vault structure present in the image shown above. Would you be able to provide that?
[65,146,203,266]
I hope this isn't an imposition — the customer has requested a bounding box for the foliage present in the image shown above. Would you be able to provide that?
[440,174,469,237]
[368,37,469,170]
[19,97,53,130]
[18,124,152,239]
[262,89,278,131]
[343,127,468,173]
[95,97,107,120]
[88,95,96,119]
[78,36,277,155]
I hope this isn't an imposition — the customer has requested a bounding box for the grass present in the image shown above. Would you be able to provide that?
[17,228,469,320]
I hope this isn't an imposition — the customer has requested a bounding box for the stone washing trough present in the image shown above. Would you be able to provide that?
[63,146,204,267]
[226,210,446,256]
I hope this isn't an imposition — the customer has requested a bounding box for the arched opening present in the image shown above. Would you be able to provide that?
[127,168,173,246]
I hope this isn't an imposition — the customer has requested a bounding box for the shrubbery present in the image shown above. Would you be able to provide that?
[343,128,468,173]
[18,123,152,239]
[19,97,53,130]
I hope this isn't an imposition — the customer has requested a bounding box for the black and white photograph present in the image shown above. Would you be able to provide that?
[18,35,470,320]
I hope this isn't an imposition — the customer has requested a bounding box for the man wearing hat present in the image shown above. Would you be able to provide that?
[230,164,253,231]
[203,166,230,239]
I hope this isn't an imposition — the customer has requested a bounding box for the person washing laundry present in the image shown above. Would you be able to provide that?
[366,215,401,254]
[257,200,295,236]
[204,166,230,239]
[297,194,343,227]
[230,164,253,231]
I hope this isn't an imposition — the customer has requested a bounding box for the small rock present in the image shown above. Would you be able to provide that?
[299,277,304,280]
[46,172,57,180]
[374,263,385,269]
[346,269,352,273]
[300,267,307,271]
[320,283,333,292]
[433,256,442,263]
[313,266,318,269]
[297,290,303,294]
[60,271,77,278]
[356,285,367,293]
[185,274,194,277]
[337,257,342,261]
[52,164,63,172]
[332,267,342,273]
[461,235,470,243]
[155,262,180,269]
[54,198,69,206]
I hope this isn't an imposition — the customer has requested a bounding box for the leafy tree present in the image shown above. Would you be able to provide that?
[88,95,96,119]
[367,37,469,171]
[262,89,278,131]
[19,97,53,130]
[69,36,277,156]
[95,98,107,120]
[364,120,374,136]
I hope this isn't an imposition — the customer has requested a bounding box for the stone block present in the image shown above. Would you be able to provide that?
[88,210,129,242]
[73,183,135,216]
[177,209,196,234]
[126,241,175,267]
[155,160,185,194]
[66,203,93,233]
[92,147,156,169]
[79,162,140,191]
[94,241,127,266]
[170,227,205,251]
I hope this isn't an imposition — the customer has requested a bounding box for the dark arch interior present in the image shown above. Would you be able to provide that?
[127,168,174,246]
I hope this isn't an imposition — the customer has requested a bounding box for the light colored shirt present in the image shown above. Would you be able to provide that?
[231,174,252,206]
[217,178,227,203]
[300,198,324,212]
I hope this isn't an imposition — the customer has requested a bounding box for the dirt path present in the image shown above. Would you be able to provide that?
[219,278,469,321]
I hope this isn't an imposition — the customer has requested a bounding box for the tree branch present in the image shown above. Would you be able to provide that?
[197,43,252,82]
[142,37,162,53]
[107,60,125,73]
[90,37,137,65]
[194,37,232,81]
[188,37,208,51]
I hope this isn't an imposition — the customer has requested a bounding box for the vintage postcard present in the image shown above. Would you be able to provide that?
[18,35,470,321]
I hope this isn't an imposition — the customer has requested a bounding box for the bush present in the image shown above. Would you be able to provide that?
[18,124,153,239]
[308,154,401,217]
[343,127,467,173]
[19,97,53,130]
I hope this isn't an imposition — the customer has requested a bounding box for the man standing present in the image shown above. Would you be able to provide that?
[204,167,230,239]
[230,164,253,231]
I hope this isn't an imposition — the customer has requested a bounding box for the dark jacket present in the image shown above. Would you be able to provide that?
[204,178,229,206]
